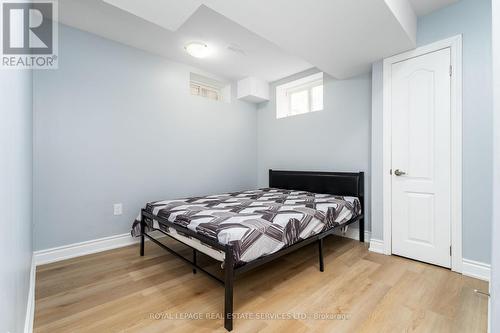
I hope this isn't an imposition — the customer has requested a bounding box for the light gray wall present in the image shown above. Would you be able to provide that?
[33,25,258,250]
[256,69,372,232]
[418,0,492,265]
[0,70,33,331]
[491,0,499,330]
[370,0,493,263]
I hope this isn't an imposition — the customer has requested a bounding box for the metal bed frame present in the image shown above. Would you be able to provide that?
[139,170,364,331]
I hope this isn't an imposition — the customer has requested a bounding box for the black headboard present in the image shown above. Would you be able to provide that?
[268,169,364,199]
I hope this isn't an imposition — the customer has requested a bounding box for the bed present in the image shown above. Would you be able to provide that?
[132,170,364,331]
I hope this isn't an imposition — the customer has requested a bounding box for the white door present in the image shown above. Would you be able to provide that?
[391,48,452,268]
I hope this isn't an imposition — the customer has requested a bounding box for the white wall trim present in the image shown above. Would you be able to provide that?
[24,256,36,333]
[34,233,139,266]
[368,239,385,254]
[462,259,491,282]
[33,227,371,267]
[333,227,371,243]
[382,35,463,272]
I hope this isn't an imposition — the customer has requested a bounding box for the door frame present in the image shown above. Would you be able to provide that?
[382,35,463,272]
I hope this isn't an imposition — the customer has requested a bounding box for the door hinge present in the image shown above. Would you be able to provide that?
[449,65,453,77]
[450,246,452,256]
[390,169,392,175]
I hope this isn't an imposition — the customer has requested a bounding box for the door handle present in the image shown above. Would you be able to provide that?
[394,169,406,176]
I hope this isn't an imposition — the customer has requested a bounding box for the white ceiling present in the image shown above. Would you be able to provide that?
[58,0,460,82]
[58,0,312,82]
[204,0,417,79]
[408,0,459,16]
[102,0,202,31]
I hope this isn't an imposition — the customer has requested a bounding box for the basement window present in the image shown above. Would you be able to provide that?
[276,72,324,118]
[190,73,230,102]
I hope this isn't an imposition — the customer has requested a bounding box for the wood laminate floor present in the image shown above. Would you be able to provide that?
[34,236,489,333]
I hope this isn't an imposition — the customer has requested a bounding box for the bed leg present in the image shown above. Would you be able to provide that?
[192,249,197,274]
[318,238,324,272]
[224,248,234,331]
[140,212,145,257]
[359,218,365,243]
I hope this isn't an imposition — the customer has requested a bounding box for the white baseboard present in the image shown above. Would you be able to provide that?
[24,255,36,333]
[34,233,139,266]
[368,239,385,254]
[462,258,491,282]
[334,227,371,243]
[34,232,491,283]
[366,243,490,281]
[33,227,371,267]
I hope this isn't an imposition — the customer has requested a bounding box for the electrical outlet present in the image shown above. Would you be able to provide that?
[113,203,123,216]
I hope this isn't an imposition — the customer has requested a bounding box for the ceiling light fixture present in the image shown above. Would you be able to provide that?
[184,42,211,58]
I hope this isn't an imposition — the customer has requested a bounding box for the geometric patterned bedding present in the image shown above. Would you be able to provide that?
[132,188,361,265]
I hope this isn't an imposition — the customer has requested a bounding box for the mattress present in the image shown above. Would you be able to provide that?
[132,188,361,265]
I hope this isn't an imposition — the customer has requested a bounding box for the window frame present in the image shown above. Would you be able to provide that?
[189,72,230,103]
[286,78,323,116]
[190,80,223,101]
[276,72,324,119]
